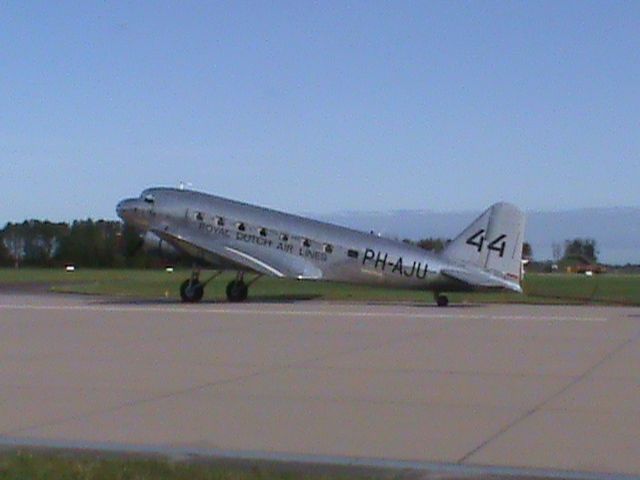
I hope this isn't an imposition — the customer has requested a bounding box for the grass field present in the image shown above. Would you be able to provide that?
[0,451,374,480]
[0,268,639,305]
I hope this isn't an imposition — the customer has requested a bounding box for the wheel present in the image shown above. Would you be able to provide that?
[226,280,248,302]
[436,294,449,307]
[180,279,204,303]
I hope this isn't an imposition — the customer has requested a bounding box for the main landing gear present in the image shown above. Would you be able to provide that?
[180,268,223,303]
[179,269,261,303]
[180,278,204,303]
[226,272,248,303]
[434,293,449,307]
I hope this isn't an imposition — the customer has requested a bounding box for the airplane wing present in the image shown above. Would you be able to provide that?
[441,268,522,293]
[151,228,323,280]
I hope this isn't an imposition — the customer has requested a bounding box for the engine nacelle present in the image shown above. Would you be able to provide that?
[142,231,180,259]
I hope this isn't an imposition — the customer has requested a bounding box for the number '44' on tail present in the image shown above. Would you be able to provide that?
[440,202,526,292]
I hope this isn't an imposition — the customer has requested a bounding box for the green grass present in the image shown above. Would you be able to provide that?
[522,273,640,305]
[0,451,378,480]
[1,268,639,306]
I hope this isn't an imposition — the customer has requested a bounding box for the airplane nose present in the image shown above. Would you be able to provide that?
[116,200,126,218]
[116,198,137,219]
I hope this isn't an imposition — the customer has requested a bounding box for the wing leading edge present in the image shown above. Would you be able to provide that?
[151,228,323,280]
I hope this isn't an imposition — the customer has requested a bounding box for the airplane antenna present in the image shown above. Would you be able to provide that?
[178,181,193,191]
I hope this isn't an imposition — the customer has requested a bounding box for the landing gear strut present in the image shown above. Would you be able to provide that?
[435,293,449,307]
[179,268,223,303]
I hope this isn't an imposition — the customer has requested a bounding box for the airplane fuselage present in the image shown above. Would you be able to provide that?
[117,188,468,292]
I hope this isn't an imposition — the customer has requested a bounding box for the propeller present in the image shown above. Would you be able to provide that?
[121,224,145,258]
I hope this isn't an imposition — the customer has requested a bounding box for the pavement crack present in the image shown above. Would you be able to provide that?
[456,331,640,464]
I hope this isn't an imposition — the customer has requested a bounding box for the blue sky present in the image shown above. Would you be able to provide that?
[1,1,639,222]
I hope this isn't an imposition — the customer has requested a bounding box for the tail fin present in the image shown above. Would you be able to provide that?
[443,202,526,283]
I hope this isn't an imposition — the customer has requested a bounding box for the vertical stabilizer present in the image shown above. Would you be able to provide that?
[443,203,526,282]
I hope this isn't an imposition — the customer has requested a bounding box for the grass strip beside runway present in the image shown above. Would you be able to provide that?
[0,268,639,306]
[0,451,372,480]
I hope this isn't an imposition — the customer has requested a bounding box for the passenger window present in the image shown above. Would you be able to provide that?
[347,249,359,259]
[236,222,246,232]
[259,228,267,237]
[194,212,204,221]
[324,244,333,254]
[302,239,311,248]
[280,233,289,242]
[216,217,224,226]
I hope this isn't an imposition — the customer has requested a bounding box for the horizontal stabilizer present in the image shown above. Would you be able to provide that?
[441,268,522,293]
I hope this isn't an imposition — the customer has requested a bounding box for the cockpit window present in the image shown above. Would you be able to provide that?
[143,194,155,204]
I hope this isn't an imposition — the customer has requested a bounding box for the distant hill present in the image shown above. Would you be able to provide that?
[309,207,640,265]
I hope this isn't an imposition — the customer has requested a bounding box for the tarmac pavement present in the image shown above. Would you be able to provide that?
[0,292,638,478]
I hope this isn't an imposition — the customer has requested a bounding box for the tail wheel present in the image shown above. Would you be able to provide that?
[226,280,248,302]
[436,294,449,307]
[180,279,204,303]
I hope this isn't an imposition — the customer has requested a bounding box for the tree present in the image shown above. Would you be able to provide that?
[416,237,448,253]
[53,219,123,267]
[563,238,599,263]
[22,220,68,266]
[0,235,10,266]
[2,223,26,268]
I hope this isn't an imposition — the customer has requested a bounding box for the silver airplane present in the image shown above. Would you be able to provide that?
[117,188,526,306]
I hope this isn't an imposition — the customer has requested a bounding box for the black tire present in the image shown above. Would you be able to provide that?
[226,280,248,302]
[436,294,449,307]
[180,279,204,303]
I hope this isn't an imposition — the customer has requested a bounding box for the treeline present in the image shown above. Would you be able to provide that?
[0,220,160,268]
[1,218,545,269]
[1,221,462,269]
[405,237,535,259]
[554,238,598,263]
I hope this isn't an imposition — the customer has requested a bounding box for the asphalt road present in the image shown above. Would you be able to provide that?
[0,293,639,479]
